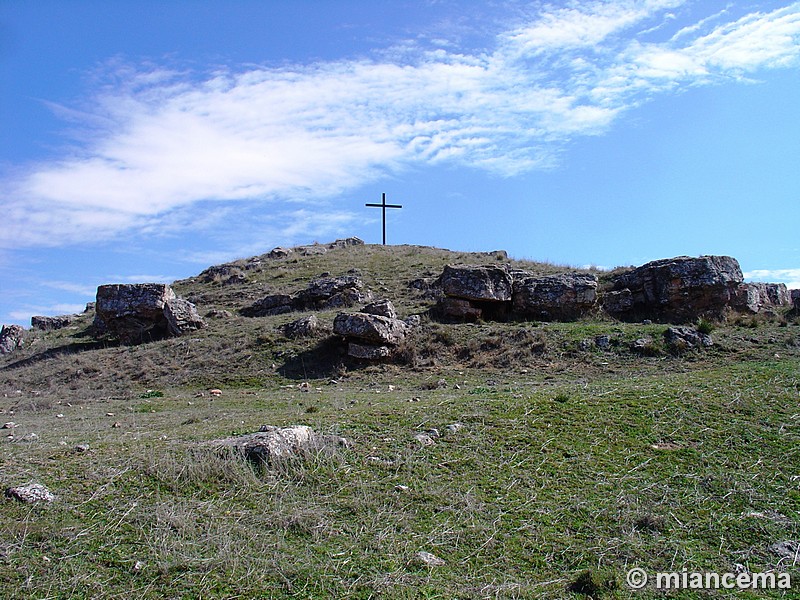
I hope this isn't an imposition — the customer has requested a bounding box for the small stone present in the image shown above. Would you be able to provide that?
[394,485,410,493]
[56,414,64,419]
[209,389,223,397]
[414,551,445,567]
[413,433,435,446]
[73,444,89,453]
[1,422,16,429]
[446,423,464,434]
[133,560,145,572]
[112,421,122,428]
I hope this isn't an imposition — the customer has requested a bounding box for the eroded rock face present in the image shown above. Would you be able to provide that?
[362,299,397,319]
[607,255,743,322]
[512,273,598,321]
[439,265,513,302]
[164,298,207,336]
[94,283,202,343]
[244,275,373,317]
[732,283,791,314]
[0,324,25,354]
[333,312,407,346]
[282,315,320,339]
[663,326,713,351]
[208,425,348,465]
[31,314,78,331]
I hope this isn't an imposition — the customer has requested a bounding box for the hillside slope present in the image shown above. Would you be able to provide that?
[1,241,798,599]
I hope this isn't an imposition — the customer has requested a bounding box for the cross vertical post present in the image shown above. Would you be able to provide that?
[365,193,402,245]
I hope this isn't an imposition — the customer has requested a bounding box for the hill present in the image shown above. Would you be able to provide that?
[1,241,798,598]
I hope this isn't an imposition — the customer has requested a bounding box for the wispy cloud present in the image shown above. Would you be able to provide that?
[2,1,799,249]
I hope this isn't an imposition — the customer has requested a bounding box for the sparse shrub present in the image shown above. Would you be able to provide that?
[553,392,570,403]
[140,390,164,398]
[696,318,715,335]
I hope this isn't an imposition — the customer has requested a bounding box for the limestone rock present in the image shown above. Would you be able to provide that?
[362,299,397,319]
[440,264,513,302]
[607,255,743,322]
[347,342,392,360]
[300,275,373,309]
[243,294,294,317]
[208,425,348,464]
[268,247,293,259]
[328,237,364,249]
[413,551,445,567]
[0,324,25,354]
[513,273,598,321]
[94,283,201,343]
[333,312,407,346]
[732,283,791,314]
[282,315,320,338]
[5,483,55,503]
[31,314,78,331]
[663,326,713,351]
[164,298,206,336]
[438,297,483,321]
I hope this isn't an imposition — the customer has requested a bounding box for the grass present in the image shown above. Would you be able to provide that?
[1,242,799,598]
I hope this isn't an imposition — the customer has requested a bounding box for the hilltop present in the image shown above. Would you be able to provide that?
[1,240,798,599]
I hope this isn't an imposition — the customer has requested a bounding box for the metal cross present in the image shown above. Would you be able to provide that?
[365,193,402,245]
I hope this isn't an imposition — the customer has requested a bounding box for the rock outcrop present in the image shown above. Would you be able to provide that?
[95,283,205,343]
[208,425,348,465]
[334,301,408,359]
[282,315,321,339]
[512,273,598,321]
[163,298,207,336]
[0,324,25,354]
[31,314,79,331]
[732,283,791,314]
[437,265,513,320]
[605,255,743,322]
[244,275,373,317]
[663,326,713,352]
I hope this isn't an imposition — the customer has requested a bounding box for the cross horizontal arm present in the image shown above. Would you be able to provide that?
[365,203,402,208]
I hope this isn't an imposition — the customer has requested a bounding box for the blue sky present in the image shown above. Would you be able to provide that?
[2,0,799,326]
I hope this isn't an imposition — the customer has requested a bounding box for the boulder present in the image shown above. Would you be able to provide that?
[347,342,393,360]
[792,289,800,310]
[512,273,598,321]
[31,314,79,331]
[362,299,398,319]
[439,265,513,302]
[282,315,320,338]
[333,312,407,346]
[606,255,743,322]
[164,298,207,336]
[208,425,348,465]
[328,237,365,249]
[94,283,201,343]
[198,264,245,285]
[438,297,483,321]
[663,326,713,351]
[267,247,293,259]
[732,283,791,313]
[300,275,372,309]
[0,324,25,354]
[5,483,55,503]
[244,294,295,317]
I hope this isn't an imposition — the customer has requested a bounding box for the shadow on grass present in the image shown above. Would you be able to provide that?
[1,339,111,371]
[277,336,396,380]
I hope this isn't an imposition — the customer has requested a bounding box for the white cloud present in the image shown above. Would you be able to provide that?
[2,1,800,249]
[744,268,800,290]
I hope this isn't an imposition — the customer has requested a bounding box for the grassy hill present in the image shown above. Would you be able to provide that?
[1,242,798,598]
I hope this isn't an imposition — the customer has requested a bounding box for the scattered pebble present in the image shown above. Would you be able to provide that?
[413,551,445,567]
[2,422,16,429]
